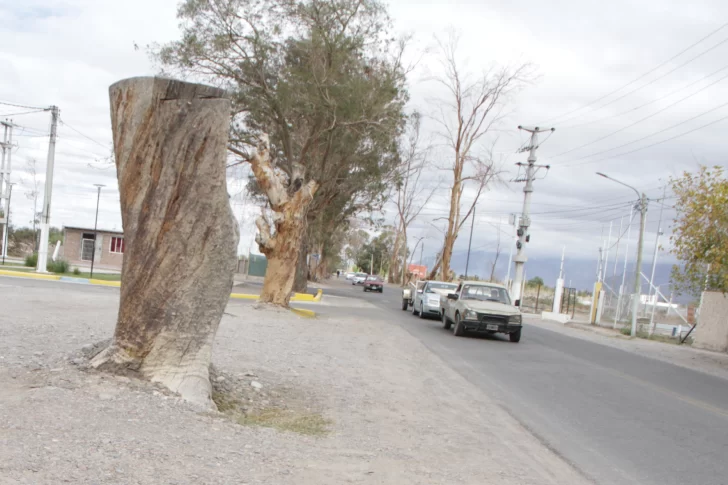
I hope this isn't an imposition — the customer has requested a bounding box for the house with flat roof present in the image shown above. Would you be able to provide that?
[61,226,125,271]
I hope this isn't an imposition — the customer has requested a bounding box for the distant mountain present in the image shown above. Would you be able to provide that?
[422,248,679,296]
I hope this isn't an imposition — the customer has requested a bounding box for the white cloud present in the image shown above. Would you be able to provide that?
[0,0,725,266]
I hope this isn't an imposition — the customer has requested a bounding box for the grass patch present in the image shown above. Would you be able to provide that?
[24,253,38,267]
[0,266,121,280]
[212,389,330,436]
[237,408,330,436]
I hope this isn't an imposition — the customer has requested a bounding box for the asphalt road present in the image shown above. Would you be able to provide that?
[324,278,728,485]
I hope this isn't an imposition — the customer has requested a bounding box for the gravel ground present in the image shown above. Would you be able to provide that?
[0,279,588,484]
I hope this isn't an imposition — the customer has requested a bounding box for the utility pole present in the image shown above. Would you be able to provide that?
[615,209,634,327]
[419,242,424,268]
[37,106,59,273]
[506,213,516,289]
[512,126,554,304]
[631,193,648,337]
[90,184,104,279]
[647,185,667,333]
[370,252,374,275]
[464,206,476,278]
[0,121,13,259]
[2,182,14,265]
[597,172,647,337]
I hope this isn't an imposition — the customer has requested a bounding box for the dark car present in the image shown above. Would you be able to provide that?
[363,275,384,293]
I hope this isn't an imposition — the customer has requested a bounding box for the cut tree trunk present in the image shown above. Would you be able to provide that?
[249,137,318,306]
[90,77,238,409]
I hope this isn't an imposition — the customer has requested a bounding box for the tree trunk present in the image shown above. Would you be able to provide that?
[90,77,238,409]
[292,236,308,293]
[248,137,318,306]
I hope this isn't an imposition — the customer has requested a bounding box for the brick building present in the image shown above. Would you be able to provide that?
[61,226,125,271]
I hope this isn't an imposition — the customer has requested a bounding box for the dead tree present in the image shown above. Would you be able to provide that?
[90,77,238,408]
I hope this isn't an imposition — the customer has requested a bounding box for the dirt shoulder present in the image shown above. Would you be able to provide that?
[530,316,728,381]
[0,281,588,484]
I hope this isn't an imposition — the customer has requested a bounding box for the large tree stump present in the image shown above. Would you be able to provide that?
[90,77,238,408]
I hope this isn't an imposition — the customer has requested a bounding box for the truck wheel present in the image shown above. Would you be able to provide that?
[401,299,409,311]
[509,329,522,343]
[442,311,452,330]
[453,313,465,337]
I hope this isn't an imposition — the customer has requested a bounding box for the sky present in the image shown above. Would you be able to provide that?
[1,0,727,279]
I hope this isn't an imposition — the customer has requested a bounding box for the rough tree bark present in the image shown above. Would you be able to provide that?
[90,77,238,409]
[248,137,318,306]
[292,237,309,293]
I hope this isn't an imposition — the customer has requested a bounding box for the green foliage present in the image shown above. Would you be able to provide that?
[47,259,69,274]
[527,276,545,288]
[355,227,394,275]
[156,0,408,276]
[73,267,81,275]
[25,253,38,267]
[669,166,728,295]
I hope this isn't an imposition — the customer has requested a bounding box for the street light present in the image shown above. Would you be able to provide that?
[596,172,647,337]
[90,184,105,279]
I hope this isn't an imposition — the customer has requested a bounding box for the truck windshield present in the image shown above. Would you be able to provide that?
[460,285,511,304]
[426,283,458,292]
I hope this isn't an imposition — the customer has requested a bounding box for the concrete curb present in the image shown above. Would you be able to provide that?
[0,270,61,281]
[0,270,324,304]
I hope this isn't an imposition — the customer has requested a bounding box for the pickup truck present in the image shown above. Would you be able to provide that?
[401,281,425,310]
[410,280,459,318]
[440,280,523,342]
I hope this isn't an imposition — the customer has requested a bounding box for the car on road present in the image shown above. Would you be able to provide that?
[410,280,458,318]
[440,281,522,342]
[363,275,384,293]
[401,280,425,310]
[345,272,356,280]
[352,272,368,285]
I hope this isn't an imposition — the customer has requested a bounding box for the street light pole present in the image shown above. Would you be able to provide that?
[90,184,104,279]
[597,172,647,337]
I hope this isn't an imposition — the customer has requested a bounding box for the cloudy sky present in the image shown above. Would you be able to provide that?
[1,0,727,274]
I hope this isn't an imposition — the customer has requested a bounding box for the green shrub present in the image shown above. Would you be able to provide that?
[47,259,69,274]
[25,253,38,267]
[72,267,81,275]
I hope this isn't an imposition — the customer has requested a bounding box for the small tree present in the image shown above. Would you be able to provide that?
[669,166,728,295]
[527,276,544,288]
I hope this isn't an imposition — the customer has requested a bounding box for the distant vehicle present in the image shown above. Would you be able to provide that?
[440,281,522,342]
[363,275,384,293]
[410,280,458,318]
[352,272,368,285]
[345,272,356,280]
[401,280,425,310]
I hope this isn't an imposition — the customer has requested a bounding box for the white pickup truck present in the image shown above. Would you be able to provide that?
[440,280,523,342]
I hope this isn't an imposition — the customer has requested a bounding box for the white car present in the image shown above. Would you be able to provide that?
[352,272,368,285]
[345,272,356,280]
[411,281,459,318]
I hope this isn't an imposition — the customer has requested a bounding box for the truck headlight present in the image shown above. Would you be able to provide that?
[464,309,478,320]
[509,314,522,324]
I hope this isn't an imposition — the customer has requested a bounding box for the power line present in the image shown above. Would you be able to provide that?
[541,21,728,125]
[0,100,49,111]
[553,35,728,127]
[560,99,728,166]
[552,71,728,158]
[0,109,47,118]
[562,63,728,130]
[59,119,110,150]
[565,112,728,168]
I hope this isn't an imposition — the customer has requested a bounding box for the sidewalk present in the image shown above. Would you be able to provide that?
[528,316,728,382]
[0,277,588,484]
